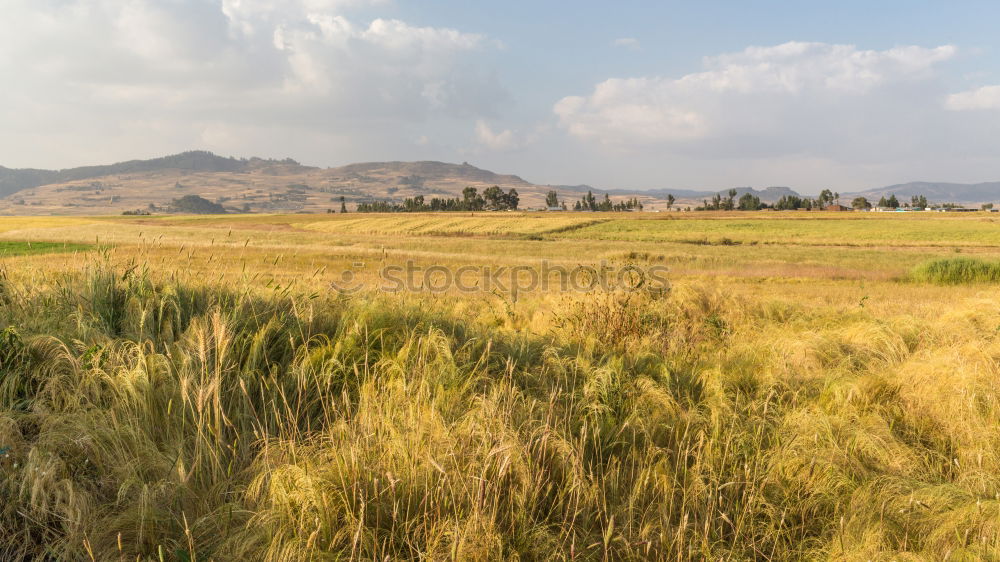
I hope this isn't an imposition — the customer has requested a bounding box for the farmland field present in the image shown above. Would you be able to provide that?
[3,211,1000,560]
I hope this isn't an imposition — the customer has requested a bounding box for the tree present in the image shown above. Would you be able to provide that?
[982,203,994,211]
[851,196,871,210]
[725,189,738,210]
[666,194,676,210]
[774,195,804,210]
[483,186,505,210]
[339,196,347,213]
[737,193,761,211]
[545,190,560,208]
[598,194,613,211]
[482,186,519,210]
[505,188,520,210]
[877,196,889,208]
[462,186,485,211]
[887,194,899,208]
[818,189,835,207]
[911,195,928,209]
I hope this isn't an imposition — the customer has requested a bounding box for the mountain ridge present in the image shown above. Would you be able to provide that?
[2,150,1000,213]
[842,181,1000,204]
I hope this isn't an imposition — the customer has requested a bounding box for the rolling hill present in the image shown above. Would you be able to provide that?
[3,150,999,214]
[0,152,670,215]
[845,181,1000,205]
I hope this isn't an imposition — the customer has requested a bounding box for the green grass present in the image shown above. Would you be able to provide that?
[910,257,1000,284]
[0,240,93,256]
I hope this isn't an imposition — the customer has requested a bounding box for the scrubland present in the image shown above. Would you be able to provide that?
[2,212,1000,560]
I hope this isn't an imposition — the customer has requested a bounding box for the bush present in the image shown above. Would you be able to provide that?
[170,194,226,214]
[909,257,1000,284]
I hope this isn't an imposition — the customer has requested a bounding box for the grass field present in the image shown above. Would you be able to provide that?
[302,214,606,236]
[564,213,1000,247]
[2,211,1000,560]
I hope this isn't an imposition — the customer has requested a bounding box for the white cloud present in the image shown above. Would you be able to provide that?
[612,37,641,51]
[0,0,503,167]
[555,42,960,158]
[946,85,1000,110]
[474,120,519,150]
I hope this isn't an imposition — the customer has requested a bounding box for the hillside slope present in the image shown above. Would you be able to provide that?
[9,150,996,215]
[846,181,1000,204]
[0,152,667,214]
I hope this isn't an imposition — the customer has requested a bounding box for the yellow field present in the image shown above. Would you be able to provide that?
[3,211,1000,560]
[301,213,605,235]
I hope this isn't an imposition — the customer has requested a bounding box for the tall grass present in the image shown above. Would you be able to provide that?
[910,257,1000,285]
[1,261,1000,559]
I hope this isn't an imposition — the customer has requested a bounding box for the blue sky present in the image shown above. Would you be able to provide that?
[2,0,999,193]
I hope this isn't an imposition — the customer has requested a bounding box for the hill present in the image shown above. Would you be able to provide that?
[13,150,998,214]
[0,151,311,198]
[847,181,1000,205]
[0,152,673,214]
[612,185,801,204]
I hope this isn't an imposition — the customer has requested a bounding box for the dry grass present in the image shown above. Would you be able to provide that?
[302,214,605,236]
[0,213,998,559]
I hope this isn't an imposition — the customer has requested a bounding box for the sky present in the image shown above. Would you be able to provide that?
[2,1,1000,193]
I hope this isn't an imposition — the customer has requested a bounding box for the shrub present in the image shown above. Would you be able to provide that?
[909,257,1000,284]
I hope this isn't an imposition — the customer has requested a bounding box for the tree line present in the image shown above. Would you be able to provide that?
[571,191,644,212]
[343,185,950,214]
[355,186,520,213]
[694,189,938,212]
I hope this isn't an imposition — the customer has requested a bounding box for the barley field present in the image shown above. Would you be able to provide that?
[2,212,1000,560]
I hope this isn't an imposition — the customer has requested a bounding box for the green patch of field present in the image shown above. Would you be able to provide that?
[561,215,1000,247]
[0,240,93,256]
[910,257,1000,284]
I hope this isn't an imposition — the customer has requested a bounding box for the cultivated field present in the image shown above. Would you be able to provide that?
[2,211,1000,560]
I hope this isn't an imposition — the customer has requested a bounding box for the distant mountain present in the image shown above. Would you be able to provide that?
[847,181,1000,204]
[10,149,997,214]
[328,161,533,189]
[0,152,623,214]
[0,151,307,197]
[601,185,801,204]
[0,166,58,198]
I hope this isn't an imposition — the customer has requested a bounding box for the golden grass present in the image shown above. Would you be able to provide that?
[302,213,605,236]
[565,212,1000,247]
[0,212,998,559]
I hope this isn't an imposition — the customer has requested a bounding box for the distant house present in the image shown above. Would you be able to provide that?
[823,204,852,212]
[546,206,564,212]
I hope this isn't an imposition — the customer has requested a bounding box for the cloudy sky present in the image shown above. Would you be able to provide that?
[2,0,999,193]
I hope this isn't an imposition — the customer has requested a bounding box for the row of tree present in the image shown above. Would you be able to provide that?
[874,194,928,209]
[355,186,520,213]
[691,190,939,212]
[696,189,765,211]
[765,189,844,211]
[572,191,644,212]
[345,186,951,214]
